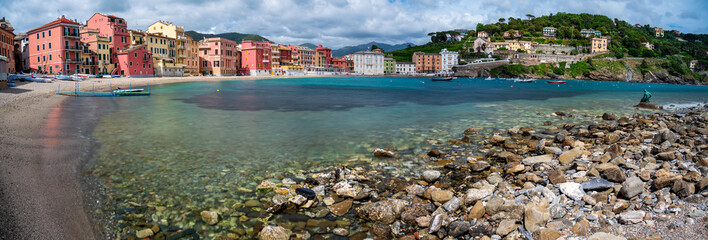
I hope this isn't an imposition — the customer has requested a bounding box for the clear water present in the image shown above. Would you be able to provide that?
[61,77,707,237]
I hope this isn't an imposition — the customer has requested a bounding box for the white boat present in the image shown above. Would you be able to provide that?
[514,78,535,83]
[484,76,493,80]
[55,75,73,80]
[112,88,144,93]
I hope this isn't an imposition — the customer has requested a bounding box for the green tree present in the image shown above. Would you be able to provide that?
[371,44,380,51]
[526,14,535,20]
[498,18,506,23]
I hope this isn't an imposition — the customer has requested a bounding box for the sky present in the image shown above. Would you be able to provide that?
[3,0,707,49]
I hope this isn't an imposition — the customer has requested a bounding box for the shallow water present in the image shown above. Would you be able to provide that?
[58,77,708,237]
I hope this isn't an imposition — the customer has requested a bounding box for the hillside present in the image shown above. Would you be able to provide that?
[299,43,318,49]
[185,30,269,43]
[332,42,414,57]
[388,37,469,62]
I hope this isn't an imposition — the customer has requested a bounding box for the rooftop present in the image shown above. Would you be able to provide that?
[28,16,80,33]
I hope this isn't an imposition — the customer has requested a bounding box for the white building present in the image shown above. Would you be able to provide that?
[440,48,459,73]
[352,50,384,75]
[395,62,415,75]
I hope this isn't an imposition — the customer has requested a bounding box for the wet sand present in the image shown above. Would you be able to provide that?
[0,75,334,239]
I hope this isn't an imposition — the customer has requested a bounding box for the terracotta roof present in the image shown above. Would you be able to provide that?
[27,16,80,34]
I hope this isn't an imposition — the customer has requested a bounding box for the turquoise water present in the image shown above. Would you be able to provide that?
[66,77,707,237]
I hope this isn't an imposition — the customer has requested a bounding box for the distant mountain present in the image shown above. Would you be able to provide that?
[332,42,415,57]
[299,43,318,49]
[185,30,270,43]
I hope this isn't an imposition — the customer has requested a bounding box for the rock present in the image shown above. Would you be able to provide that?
[524,200,551,231]
[332,228,349,236]
[289,195,307,205]
[373,148,394,157]
[507,164,525,174]
[656,151,676,161]
[259,225,292,240]
[619,210,645,224]
[329,199,353,216]
[597,163,626,182]
[605,132,621,143]
[532,228,561,240]
[489,134,506,144]
[548,168,566,184]
[468,200,485,219]
[245,199,260,207]
[136,229,154,239]
[688,210,706,218]
[429,214,445,233]
[559,182,586,201]
[522,154,554,165]
[333,181,358,198]
[464,127,480,135]
[200,211,219,225]
[470,160,491,171]
[654,170,680,189]
[295,188,316,199]
[431,189,454,203]
[572,218,590,236]
[588,232,627,240]
[443,197,462,212]
[606,144,624,158]
[672,180,695,198]
[613,200,629,213]
[356,199,409,224]
[559,148,585,164]
[602,113,618,120]
[405,184,425,197]
[620,177,644,198]
[422,170,441,183]
[496,219,517,236]
[415,216,431,228]
[428,149,442,157]
[465,188,493,204]
[257,180,277,190]
[401,205,429,226]
[448,220,470,237]
[372,223,392,239]
[581,178,613,191]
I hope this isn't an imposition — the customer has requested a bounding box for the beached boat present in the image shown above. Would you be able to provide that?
[546,80,567,84]
[113,88,144,93]
[514,78,536,83]
[55,75,73,80]
[431,77,453,81]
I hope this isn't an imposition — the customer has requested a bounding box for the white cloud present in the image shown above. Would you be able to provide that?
[2,0,706,48]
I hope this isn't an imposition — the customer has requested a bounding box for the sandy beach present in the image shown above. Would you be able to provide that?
[0,75,331,239]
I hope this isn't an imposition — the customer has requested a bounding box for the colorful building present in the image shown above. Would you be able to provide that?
[543,27,557,37]
[331,57,353,72]
[116,45,153,77]
[197,37,240,76]
[412,52,441,73]
[184,35,199,75]
[591,37,608,53]
[131,30,180,76]
[85,13,129,73]
[316,45,332,67]
[384,57,395,74]
[395,62,415,75]
[654,27,664,37]
[440,48,458,73]
[477,31,488,38]
[292,45,315,67]
[240,40,271,76]
[352,50,384,75]
[580,29,601,38]
[27,16,83,74]
[0,17,15,75]
[80,28,112,74]
[146,21,188,75]
[13,32,29,73]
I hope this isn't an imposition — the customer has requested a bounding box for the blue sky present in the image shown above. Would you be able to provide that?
[3,0,707,48]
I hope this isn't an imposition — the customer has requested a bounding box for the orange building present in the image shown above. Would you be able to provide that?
[413,52,441,73]
[0,17,15,74]
[27,16,83,74]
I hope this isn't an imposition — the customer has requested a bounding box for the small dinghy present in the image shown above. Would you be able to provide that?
[546,80,567,84]
[431,77,453,81]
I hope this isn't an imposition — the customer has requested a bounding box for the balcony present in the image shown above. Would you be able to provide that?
[177,36,187,40]
[83,60,98,66]
[272,56,280,58]
[65,46,83,51]
[263,60,270,63]
[64,32,80,38]
[177,54,186,58]
[272,50,280,54]
[180,46,186,49]
[66,59,82,63]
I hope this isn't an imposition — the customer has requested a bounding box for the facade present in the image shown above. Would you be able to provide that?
[543,27,557,37]
[395,62,415,75]
[689,60,697,71]
[352,50,384,75]
[85,13,129,73]
[642,42,654,50]
[240,40,271,76]
[197,37,239,76]
[331,57,353,72]
[473,38,488,53]
[654,27,664,37]
[591,37,608,53]
[292,45,315,67]
[315,45,332,67]
[146,21,188,75]
[477,31,488,38]
[439,48,458,73]
[314,51,326,67]
[413,52,441,73]
[580,29,601,38]
[131,30,180,77]
[384,58,395,74]
[116,45,153,77]
[13,32,29,73]
[184,35,199,75]
[78,42,97,74]
[1,17,15,74]
[81,28,113,74]
[27,16,83,74]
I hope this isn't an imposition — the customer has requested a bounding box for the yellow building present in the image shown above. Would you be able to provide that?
[184,35,199,75]
[654,27,664,37]
[130,30,181,77]
[315,51,325,67]
[591,37,608,53]
[81,28,113,74]
[146,21,188,75]
[282,65,303,71]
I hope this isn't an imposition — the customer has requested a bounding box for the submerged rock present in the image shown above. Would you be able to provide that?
[373,148,395,157]
[259,225,292,240]
[422,170,441,183]
[356,199,409,224]
[200,211,219,225]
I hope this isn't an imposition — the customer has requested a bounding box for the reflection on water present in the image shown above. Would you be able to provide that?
[63,77,708,238]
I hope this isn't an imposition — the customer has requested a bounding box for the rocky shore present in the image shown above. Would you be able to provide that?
[207,105,708,240]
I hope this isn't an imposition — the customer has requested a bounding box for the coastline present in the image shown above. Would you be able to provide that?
[0,75,334,239]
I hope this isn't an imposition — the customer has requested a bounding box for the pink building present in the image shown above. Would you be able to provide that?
[240,40,271,76]
[197,37,240,76]
[116,45,153,77]
[85,13,129,73]
[316,45,332,67]
[27,16,82,74]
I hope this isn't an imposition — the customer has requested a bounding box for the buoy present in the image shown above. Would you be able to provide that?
[458,84,461,86]
[511,85,514,88]
[217,89,220,92]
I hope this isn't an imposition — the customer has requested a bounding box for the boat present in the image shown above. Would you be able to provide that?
[112,88,144,93]
[546,80,567,84]
[513,78,536,83]
[431,77,453,81]
[485,76,494,80]
[55,75,73,80]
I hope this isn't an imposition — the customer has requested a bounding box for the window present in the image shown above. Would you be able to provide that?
[36,33,39,39]
[42,44,45,50]
[37,56,40,62]
[130,61,133,66]
[49,55,52,60]
[42,32,45,38]
[134,53,137,57]
[48,30,51,36]
[37,45,39,51]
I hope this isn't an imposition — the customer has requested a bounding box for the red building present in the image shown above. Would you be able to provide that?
[85,13,129,73]
[0,17,15,74]
[331,57,353,72]
[27,16,82,74]
[116,45,153,77]
[240,40,271,76]
[316,45,332,67]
